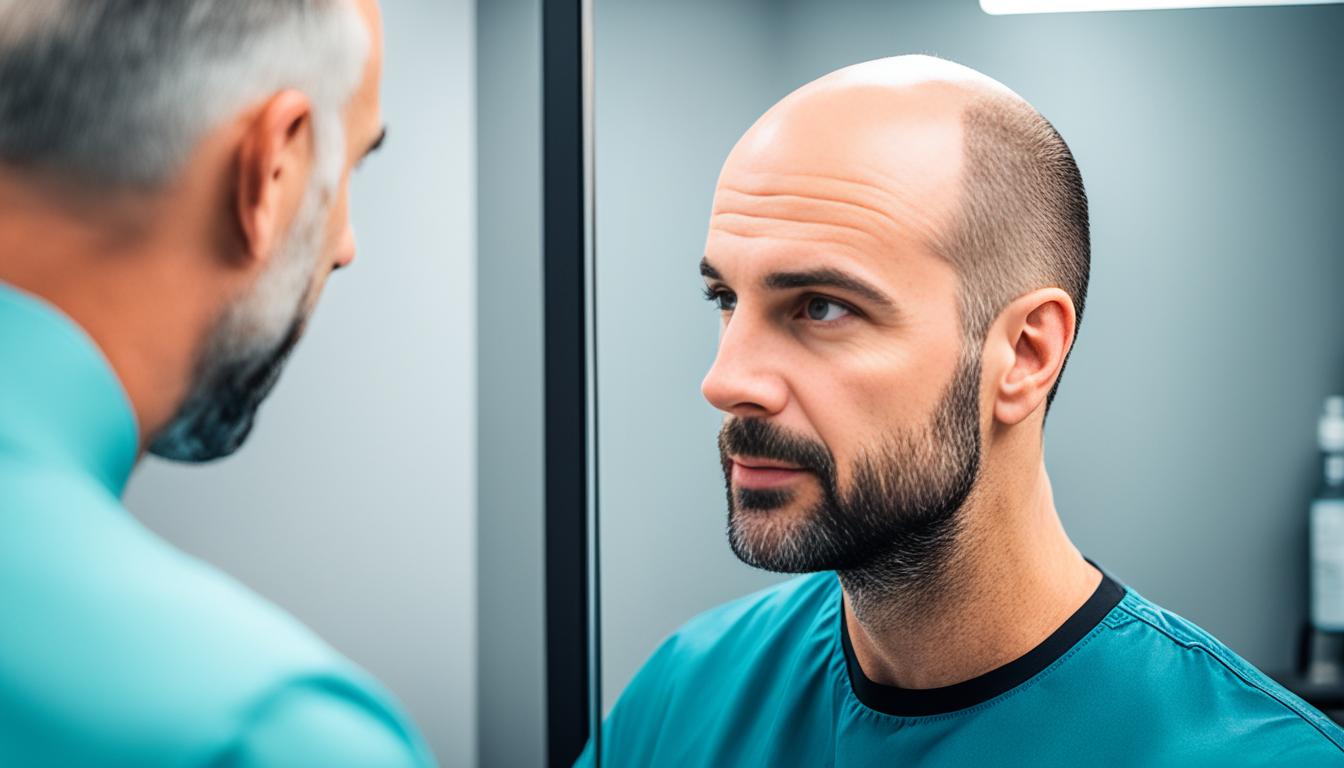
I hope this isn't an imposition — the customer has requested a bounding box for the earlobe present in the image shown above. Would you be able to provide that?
[992,289,1076,426]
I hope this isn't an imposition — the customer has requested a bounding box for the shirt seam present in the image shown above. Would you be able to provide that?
[1117,601,1344,753]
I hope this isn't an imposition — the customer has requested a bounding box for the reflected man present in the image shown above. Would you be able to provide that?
[584,56,1344,766]
[0,2,434,765]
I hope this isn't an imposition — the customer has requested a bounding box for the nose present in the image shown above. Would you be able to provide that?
[333,220,357,271]
[701,316,789,419]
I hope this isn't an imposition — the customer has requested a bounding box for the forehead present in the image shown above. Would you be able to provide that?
[705,85,966,287]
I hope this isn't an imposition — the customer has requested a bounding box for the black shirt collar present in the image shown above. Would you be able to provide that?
[839,564,1126,717]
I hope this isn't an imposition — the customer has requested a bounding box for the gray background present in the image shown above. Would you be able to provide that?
[595,0,1344,712]
[125,1,479,765]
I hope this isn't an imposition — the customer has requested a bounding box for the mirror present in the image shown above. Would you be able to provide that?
[590,0,1344,760]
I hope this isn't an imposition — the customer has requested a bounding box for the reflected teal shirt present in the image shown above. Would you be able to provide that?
[0,283,436,767]
[582,569,1344,766]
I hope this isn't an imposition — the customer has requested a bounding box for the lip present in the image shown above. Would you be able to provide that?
[731,457,809,490]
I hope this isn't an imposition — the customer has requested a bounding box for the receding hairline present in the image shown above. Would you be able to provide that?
[937,81,1092,416]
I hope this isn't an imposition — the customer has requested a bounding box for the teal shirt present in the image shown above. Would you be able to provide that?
[583,569,1344,766]
[0,283,436,767]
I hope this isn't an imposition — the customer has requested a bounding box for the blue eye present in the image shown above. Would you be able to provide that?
[805,296,850,322]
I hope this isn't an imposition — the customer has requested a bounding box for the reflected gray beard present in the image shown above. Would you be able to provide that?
[719,355,982,624]
[148,186,328,463]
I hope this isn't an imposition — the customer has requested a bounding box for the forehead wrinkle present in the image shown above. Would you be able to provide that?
[713,187,900,245]
[709,211,888,254]
[722,168,942,217]
[712,170,945,253]
[721,168,904,203]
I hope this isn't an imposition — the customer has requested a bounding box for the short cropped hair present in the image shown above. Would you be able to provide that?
[937,95,1091,408]
[0,0,368,191]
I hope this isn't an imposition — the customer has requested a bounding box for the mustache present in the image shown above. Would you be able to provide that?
[717,418,835,477]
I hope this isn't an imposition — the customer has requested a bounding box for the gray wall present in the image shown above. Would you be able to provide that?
[476,0,548,765]
[595,0,1344,710]
[593,0,793,711]
[124,1,478,765]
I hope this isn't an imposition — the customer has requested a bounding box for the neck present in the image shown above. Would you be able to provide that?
[0,180,217,452]
[840,449,1099,690]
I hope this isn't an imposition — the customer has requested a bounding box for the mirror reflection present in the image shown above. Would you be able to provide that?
[590,0,1344,764]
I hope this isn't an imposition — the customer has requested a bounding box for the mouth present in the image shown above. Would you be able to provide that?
[731,456,810,490]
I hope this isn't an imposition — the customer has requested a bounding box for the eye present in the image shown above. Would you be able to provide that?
[703,286,737,312]
[803,296,851,322]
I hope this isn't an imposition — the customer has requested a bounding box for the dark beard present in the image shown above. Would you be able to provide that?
[147,309,307,463]
[718,355,983,613]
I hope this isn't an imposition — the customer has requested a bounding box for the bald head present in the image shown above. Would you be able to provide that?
[726,55,1017,185]
[714,55,1089,405]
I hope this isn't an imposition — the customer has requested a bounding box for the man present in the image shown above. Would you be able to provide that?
[0,2,434,765]
[583,56,1344,766]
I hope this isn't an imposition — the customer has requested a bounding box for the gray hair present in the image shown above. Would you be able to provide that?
[0,0,369,191]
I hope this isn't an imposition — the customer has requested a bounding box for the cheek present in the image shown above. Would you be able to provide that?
[793,322,963,476]
[861,336,959,417]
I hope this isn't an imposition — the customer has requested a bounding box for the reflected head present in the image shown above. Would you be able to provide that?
[701,55,1089,581]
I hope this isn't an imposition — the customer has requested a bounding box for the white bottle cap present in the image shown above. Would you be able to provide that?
[1321,396,1344,453]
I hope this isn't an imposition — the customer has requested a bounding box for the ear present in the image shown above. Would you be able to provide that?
[233,90,315,266]
[990,288,1077,426]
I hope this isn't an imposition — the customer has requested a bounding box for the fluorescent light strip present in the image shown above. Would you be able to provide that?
[982,0,1342,14]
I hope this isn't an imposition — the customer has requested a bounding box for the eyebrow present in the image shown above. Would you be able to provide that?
[701,257,895,308]
[764,268,895,307]
[362,126,387,159]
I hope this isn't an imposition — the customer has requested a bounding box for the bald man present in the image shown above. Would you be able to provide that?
[580,56,1344,766]
[0,2,434,765]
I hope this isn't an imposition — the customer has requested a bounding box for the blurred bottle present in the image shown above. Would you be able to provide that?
[1304,397,1344,684]
[1311,396,1344,635]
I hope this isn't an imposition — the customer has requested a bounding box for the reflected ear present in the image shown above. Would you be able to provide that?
[233,89,315,267]
[991,288,1076,426]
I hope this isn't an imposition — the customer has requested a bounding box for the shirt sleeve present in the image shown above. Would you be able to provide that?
[210,679,434,768]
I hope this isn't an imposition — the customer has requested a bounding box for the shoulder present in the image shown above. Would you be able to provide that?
[592,574,839,761]
[663,572,841,664]
[1101,587,1344,759]
[607,573,839,716]
[0,462,430,766]
[206,677,435,768]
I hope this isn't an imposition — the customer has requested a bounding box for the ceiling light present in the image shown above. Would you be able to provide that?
[982,0,1342,14]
